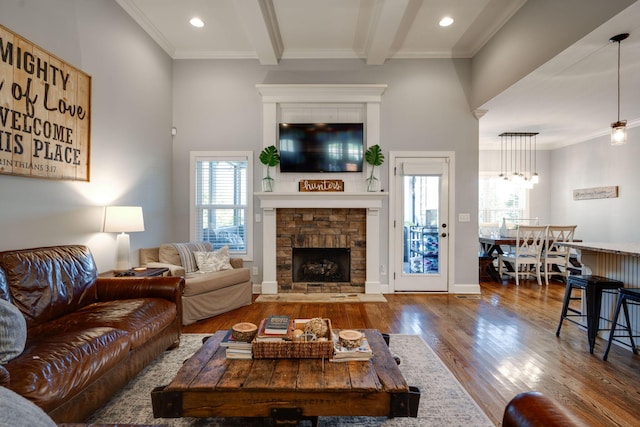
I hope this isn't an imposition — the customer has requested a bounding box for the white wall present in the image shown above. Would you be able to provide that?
[0,0,174,271]
[172,58,480,288]
[549,127,640,242]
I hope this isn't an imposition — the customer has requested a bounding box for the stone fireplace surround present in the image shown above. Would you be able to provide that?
[277,208,365,293]
[256,192,387,294]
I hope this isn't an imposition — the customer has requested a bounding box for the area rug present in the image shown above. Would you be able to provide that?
[255,293,388,303]
[88,334,493,427]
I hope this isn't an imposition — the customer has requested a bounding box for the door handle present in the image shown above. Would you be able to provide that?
[441,233,447,238]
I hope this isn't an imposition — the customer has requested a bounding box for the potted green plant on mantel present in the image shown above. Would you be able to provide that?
[259,145,280,192]
[365,144,384,192]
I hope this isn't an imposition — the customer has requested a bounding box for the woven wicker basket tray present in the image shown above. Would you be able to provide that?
[252,318,333,359]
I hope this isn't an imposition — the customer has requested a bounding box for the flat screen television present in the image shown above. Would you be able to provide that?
[278,123,364,173]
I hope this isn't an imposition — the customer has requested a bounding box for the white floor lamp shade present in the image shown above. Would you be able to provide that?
[103,206,145,271]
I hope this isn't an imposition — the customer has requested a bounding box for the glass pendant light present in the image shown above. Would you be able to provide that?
[610,33,629,146]
[498,132,539,187]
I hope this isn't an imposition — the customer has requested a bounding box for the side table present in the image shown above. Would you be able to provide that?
[99,267,169,278]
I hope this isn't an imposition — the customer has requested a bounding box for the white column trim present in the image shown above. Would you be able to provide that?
[261,207,278,294]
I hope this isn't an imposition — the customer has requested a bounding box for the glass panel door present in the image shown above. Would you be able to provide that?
[404,176,440,274]
[394,158,449,291]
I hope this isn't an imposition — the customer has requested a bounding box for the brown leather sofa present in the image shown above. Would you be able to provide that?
[503,391,589,427]
[0,245,184,423]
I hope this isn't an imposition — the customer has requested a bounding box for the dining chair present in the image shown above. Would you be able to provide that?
[543,225,577,285]
[499,225,548,286]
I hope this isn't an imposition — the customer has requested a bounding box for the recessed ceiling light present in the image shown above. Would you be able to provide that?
[189,17,205,28]
[439,17,454,27]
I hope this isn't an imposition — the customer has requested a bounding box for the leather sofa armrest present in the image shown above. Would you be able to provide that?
[146,262,185,277]
[96,277,184,327]
[0,364,9,387]
[96,276,184,304]
[503,392,588,427]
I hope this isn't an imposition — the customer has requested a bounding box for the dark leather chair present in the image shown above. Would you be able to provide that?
[503,391,588,427]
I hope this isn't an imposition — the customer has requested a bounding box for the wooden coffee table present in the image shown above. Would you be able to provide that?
[152,329,419,425]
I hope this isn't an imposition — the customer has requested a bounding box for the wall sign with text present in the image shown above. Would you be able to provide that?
[298,179,344,192]
[573,186,618,200]
[0,25,91,181]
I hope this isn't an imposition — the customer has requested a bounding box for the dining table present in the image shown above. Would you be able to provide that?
[479,236,517,281]
[479,236,519,257]
[479,236,582,282]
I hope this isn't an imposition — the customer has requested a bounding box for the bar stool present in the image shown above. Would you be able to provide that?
[602,288,640,361]
[556,275,622,354]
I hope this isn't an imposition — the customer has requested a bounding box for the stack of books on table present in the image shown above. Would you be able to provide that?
[220,329,253,359]
[331,330,373,362]
[254,315,293,342]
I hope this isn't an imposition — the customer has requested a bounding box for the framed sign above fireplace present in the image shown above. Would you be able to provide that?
[298,179,344,192]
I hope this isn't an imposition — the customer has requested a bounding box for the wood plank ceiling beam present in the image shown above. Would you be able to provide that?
[365,0,415,65]
[234,0,283,65]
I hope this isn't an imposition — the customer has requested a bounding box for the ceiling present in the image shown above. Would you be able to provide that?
[117,0,640,150]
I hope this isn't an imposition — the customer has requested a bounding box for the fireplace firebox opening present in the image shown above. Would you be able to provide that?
[292,248,351,283]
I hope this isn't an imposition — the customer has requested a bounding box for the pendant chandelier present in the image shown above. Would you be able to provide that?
[610,33,629,146]
[498,132,539,188]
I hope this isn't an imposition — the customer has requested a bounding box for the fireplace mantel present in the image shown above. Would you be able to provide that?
[256,192,388,295]
[256,191,387,209]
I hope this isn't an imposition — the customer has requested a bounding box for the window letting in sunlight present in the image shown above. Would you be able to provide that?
[190,151,253,260]
[479,173,529,225]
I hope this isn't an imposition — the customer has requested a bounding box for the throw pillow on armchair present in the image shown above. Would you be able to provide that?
[193,246,233,272]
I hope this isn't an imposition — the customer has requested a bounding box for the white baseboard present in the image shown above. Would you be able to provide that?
[260,281,278,294]
[365,280,382,294]
[450,283,481,294]
[383,283,481,294]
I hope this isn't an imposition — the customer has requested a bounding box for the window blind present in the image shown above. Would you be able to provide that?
[194,158,248,254]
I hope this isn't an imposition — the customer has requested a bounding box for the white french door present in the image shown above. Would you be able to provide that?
[393,157,449,291]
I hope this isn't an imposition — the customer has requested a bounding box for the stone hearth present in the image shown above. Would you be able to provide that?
[277,208,365,293]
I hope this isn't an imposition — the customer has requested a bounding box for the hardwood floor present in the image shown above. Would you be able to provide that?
[182,279,640,426]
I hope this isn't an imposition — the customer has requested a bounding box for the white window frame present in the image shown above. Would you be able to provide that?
[189,151,253,261]
[479,171,530,226]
